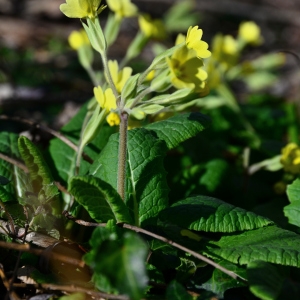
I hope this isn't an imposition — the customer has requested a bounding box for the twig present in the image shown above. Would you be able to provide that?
[0,240,85,268]
[11,282,129,300]
[63,212,247,282]
[0,115,93,164]
[0,220,57,248]
[0,264,21,300]
[0,152,28,173]
[0,154,69,195]
[7,225,29,295]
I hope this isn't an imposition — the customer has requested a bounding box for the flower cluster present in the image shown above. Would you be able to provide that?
[60,0,212,133]
[165,27,211,94]
[280,143,300,174]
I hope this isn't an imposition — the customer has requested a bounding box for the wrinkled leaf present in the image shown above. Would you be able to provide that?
[159,196,273,232]
[69,175,133,223]
[18,136,60,215]
[205,226,300,267]
[145,112,210,150]
[90,128,169,226]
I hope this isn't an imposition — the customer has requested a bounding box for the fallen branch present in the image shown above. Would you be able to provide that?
[0,115,93,164]
[63,212,247,282]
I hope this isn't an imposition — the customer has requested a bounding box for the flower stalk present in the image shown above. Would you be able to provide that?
[117,111,128,201]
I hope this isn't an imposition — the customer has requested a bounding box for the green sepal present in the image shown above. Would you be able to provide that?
[104,13,121,46]
[121,73,140,104]
[82,18,107,54]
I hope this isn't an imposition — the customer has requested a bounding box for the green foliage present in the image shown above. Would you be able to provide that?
[166,280,193,300]
[247,260,285,300]
[18,136,61,216]
[84,226,148,300]
[200,260,247,297]
[285,177,300,227]
[159,196,273,232]
[206,226,300,267]
[0,132,23,200]
[69,175,132,223]
[1,0,300,299]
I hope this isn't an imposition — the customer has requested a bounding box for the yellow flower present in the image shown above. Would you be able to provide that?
[108,60,132,93]
[94,86,117,112]
[167,35,208,91]
[186,26,211,59]
[280,143,300,174]
[238,21,263,45]
[60,0,106,19]
[145,70,155,81]
[138,14,166,40]
[68,29,90,50]
[222,35,238,55]
[106,112,120,126]
[106,0,138,19]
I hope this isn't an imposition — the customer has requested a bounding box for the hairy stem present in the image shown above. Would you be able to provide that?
[117,112,128,201]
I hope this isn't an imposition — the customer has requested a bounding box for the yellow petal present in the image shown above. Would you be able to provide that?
[104,88,117,110]
[106,112,120,126]
[94,86,105,108]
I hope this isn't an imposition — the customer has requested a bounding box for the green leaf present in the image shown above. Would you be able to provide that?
[0,186,14,202]
[69,175,133,223]
[90,128,169,226]
[200,260,247,297]
[0,132,24,200]
[199,159,229,192]
[205,226,300,267]
[145,112,210,150]
[48,103,116,185]
[166,280,192,300]
[84,227,148,300]
[247,260,284,300]
[159,196,273,232]
[284,177,300,227]
[18,136,60,215]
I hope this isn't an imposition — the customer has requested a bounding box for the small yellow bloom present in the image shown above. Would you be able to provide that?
[238,21,263,44]
[167,39,208,91]
[106,0,138,19]
[280,143,300,174]
[145,70,155,81]
[138,14,166,40]
[222,35,238,55]
[108,60,132,93]
[186,26,211,59]
[68,29,90,50]
[94,86,117,112]
[60,0,106,19]
[106,112,120,126]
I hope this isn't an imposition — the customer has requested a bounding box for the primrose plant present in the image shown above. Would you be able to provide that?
[2,0,300,299]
